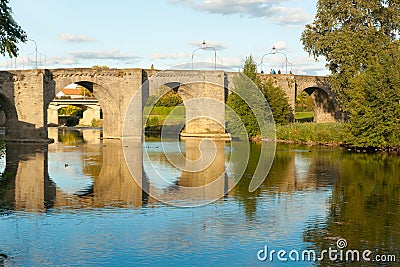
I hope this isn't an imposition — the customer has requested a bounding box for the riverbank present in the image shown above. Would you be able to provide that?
[275,122,345,146]
[275,122,400,153]
[146,116,398,152]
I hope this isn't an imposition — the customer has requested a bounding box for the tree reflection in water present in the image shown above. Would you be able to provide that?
[303,152,400,266]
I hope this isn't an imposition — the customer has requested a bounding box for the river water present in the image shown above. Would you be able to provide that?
[0,129,399,266]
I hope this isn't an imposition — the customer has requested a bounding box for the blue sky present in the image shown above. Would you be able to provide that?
[2,0,328,75]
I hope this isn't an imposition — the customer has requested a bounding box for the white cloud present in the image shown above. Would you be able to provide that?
[20,49,141,68]
[270,7,311,26]
[69,49,138,61]
[58,33,96,42]
[291,56,329,76]
[170,0,278,16]
[47,57,80,66]
[190,40,227,50]
[273,40,288,50]
[150,52,190,60]
[169,0,311,26]
[218,56,244,69]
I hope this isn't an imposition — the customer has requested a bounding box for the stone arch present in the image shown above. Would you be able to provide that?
[301,86,336,123]
[147,77,226,136]
[160,81,195,102]
[148,79,200,104]
[145,81,187,135]
[48,79,120,138]
[0,92,19,138]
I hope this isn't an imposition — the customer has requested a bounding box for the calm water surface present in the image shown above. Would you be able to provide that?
[0,129,399,266]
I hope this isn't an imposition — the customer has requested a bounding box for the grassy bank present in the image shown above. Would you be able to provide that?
[145,106,346,145]
[276,122,346,145]
[294,112,314,122]
[145,106,185,132]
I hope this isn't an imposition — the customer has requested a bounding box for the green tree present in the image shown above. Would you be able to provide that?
[59,105,83,117]
[226,56,263,139]
[296,91,314,112]
[302,0,400,148]
[0,0,26,57]
[146,86,183,107]
[260,78,292,124]
[346,46,400,148]
[79,85,94,97]
[301,0,400,108]
[226,55,291,139]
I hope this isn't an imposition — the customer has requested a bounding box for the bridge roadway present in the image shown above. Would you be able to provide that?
[0,68,341,141]
[50,98,99,105]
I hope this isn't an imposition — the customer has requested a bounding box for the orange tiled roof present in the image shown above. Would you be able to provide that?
[61,88,82,96]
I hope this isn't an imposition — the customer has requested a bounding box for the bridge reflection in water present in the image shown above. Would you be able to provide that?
[0,129,336,212]
[143,138,230,206]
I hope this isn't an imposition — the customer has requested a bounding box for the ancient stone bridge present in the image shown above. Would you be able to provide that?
[0,68,340,141]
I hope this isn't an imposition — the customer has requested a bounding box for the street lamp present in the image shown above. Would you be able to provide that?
[27,38,38,69]
[217,55,223,70]
[191,40,217,70]
[260,46,289,74]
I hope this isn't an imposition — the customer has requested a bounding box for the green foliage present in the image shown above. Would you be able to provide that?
[0,0,26,57]
[276,122,345,143]
[295,91,314,112]
[226,55,291,139]
[58,105,83,117]
[302,0,400,109]
[295,112,314,122]
[79,86,93,97]
[91,119,103,127]
[147,87,183,107]
[345,46,400,148]
[260,78,292,124]
[146,116,160,127]
[226,91,260,139]
[144,105,186,133]
[226,56,264,139]
[149,106,185,116]
[302,0,399,74]
[302,0,400,148]
[242,55,259,83]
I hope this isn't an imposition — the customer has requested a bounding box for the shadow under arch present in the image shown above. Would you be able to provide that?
[302,86,337,123]
[0,93,19,138]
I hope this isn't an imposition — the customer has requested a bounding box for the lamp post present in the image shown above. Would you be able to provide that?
[191,40,217,70]
[217,56,223,70]
[27,38,38,69]
[287,60,293,74]
[260,46,289,74]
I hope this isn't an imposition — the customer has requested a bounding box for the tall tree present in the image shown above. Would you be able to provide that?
[226,55,291,139]
[0,0,26,57]
[346,45,400,148]
[302,0,400,148]
[226,56,262,139]
[260,78,292,124]
[301,0,400,108]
